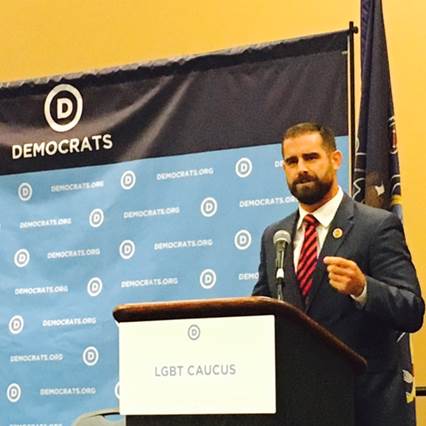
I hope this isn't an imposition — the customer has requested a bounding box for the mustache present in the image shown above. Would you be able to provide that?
[293,174,317,185]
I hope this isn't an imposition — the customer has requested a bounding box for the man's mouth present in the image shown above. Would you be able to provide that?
[296,178,315,185]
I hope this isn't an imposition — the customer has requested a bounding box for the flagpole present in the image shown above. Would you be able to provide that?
[348,21,358,195]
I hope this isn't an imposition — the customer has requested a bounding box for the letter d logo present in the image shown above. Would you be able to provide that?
[44,84,83,132]
[57,98,73,119]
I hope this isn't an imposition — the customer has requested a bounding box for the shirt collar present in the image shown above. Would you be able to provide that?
[297,186,344,229]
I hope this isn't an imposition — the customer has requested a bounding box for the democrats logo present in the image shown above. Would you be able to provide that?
[235,157,253,178]
[44,84,83,132]
[200,197,218,217]
[89,208,104,228]
[234,230,252,250]
[119,240,136,260]
[200,269,217,289]
[87,277,103,297]
[9,315,24,335]
[82,346,99,366]
[7,383,22,403]
[121,170,136,190]
[14,249,30,268]
[187,324,201,341]
[18,182,32,202]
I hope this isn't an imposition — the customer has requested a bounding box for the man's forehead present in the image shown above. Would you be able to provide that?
[283,131,322,144]
[282,132,325,154]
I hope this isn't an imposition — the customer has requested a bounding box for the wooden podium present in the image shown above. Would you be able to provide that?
[113,296,365,426]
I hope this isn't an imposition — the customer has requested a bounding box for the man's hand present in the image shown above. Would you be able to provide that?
[323,256,366,297]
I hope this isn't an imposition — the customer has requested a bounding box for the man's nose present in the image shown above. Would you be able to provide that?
[296,159,308,173]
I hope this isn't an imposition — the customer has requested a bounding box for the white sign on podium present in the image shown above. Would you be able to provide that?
[119,315,276,415]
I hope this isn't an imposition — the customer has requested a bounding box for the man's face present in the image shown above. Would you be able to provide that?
[282,132,341,206]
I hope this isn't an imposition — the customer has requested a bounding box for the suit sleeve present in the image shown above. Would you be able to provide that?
[364,213,424,332]
[252,230,272,297]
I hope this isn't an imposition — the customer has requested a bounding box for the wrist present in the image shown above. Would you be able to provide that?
[351,279,367,306]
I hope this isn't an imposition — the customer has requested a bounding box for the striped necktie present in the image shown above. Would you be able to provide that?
[297,214,319,298]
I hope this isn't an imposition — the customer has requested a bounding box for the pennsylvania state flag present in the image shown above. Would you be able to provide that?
[353,0,416,424]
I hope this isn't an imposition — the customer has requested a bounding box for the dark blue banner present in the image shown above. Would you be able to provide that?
[0,30,349,425]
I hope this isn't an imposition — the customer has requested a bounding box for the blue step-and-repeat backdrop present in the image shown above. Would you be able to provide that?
[0,30,349,425]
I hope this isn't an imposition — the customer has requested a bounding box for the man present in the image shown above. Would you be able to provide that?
[252,122,424,426]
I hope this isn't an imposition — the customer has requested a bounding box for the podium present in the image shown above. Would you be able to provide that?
[113,296,366,426]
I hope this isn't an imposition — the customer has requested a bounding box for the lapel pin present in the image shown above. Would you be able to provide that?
[332,227,343,239]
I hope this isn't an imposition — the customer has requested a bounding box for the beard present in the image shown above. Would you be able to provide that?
[288,173,333,205]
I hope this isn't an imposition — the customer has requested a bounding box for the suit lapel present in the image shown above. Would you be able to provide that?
[305,194,355,313]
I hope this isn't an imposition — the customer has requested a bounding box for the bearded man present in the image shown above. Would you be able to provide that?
[252,122,424,426]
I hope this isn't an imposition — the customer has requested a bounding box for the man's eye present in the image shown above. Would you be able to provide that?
[285,159,297,165]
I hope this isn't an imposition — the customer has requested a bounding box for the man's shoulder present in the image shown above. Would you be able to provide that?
[343,194,400,225]
[352,198,395,218]
[262,211,298,237]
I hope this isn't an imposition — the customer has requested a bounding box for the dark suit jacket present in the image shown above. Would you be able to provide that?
[252,194,424,426]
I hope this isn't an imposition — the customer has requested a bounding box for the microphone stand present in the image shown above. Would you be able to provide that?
[276,250,285,301]
[276,276,284,301]
[273,230,290,302]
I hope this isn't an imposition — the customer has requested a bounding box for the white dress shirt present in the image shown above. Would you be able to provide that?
[293,187,367,304]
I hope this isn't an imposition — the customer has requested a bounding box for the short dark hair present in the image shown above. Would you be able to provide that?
[282,122,336,152]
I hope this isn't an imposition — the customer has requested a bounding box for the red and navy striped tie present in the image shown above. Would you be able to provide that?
[297,214,319,298]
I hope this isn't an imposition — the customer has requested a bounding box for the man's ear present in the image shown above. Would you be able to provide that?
[331,149,343,170]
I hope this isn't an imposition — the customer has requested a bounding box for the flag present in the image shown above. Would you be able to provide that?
[353,0,416,423]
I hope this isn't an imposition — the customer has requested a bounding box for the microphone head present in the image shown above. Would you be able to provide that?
[273,230,291,246]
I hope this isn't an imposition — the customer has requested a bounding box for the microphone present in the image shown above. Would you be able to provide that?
[273,230,291,301]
